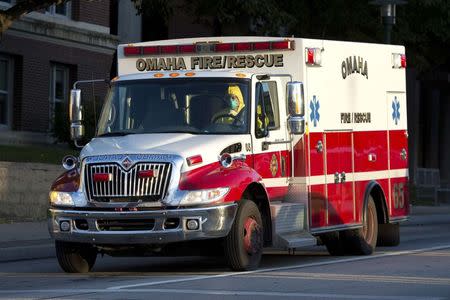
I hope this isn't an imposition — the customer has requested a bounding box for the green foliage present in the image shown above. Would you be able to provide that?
[132,0,449,73]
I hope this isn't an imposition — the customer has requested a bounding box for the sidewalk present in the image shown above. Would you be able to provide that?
[0,205,449,263]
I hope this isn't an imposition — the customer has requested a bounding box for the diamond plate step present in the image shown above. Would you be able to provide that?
[270,202,316,249]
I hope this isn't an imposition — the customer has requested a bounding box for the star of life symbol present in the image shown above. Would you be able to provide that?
[392,96,400,125]
[310,95,320,127]
[121,157,133,170]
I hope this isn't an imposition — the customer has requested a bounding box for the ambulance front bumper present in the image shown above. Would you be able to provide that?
[48,203,237,245]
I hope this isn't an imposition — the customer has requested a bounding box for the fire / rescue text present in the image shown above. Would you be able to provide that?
[341,112,372,123]
[135,54,284,71]
[341,56,368,79]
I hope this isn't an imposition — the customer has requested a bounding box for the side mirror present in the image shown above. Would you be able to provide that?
[69,89,85,141]
[286,82,305,135]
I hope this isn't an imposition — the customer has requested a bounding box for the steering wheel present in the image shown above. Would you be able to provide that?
[212,114,243,126]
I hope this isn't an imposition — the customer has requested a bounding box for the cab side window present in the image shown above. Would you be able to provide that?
[262,81,279,130]
[255,81,280,138]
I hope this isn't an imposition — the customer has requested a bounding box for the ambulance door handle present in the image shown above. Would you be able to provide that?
[262,139,291,151]
[334,172,340,184]
[316,140,323,153]
[340,172,346,183]
[400,148,407,160]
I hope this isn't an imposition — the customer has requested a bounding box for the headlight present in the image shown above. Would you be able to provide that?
[179,187,230,206]
[49,191,87,207]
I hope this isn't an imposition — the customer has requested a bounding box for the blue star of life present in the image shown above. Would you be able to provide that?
[392,96,400,125]
[310,95,320,127]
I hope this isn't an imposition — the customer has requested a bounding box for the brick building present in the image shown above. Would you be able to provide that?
[0,0,118,142]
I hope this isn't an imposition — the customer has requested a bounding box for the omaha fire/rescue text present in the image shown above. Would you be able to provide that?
[135,54,284,71]
[341,56,368,79]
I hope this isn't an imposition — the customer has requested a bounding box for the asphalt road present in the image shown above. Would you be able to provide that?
[1,219,450,300]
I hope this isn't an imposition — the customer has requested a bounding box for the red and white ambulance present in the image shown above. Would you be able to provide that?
[48,37,409,273]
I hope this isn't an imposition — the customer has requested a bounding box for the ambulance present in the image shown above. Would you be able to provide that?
[48,37,409,273]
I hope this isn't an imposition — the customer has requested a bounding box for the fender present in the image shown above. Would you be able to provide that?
[51,169,80,192]
[178,160,264,203]
[363,180,389,224]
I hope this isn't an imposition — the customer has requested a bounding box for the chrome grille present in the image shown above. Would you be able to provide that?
[84,162,172,202]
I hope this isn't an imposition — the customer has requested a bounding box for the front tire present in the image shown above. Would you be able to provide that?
[55,241,97,273]
[224,199,263,271]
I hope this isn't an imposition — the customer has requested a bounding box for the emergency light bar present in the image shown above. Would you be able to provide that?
[123,40,295,57]
[392,53,406,68]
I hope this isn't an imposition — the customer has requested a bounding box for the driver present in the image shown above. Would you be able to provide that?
[211,85,245,124]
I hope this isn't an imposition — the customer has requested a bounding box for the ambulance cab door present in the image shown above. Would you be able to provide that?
[251,76,290,202]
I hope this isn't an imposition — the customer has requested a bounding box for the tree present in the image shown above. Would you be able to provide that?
[132,0,449,73]
[0,0,65,33]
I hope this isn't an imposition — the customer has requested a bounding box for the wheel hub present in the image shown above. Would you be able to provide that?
[243,217,262,254]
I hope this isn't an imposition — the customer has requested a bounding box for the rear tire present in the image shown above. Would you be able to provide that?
[224,199,263,271]
[377,223,400,246]
[55,241,97,273]
[321,232,347,256]
[343,196,378,255]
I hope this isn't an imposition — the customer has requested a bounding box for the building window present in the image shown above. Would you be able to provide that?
[50,64,69,132]
[46,1,71,18]
[0,56,13,129]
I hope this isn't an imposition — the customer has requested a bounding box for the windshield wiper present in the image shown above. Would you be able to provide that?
[97,131,136,137]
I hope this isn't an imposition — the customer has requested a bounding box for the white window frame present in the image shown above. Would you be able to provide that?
[46,1,71,19]
[49,64,69,131]
[0,55,14,130]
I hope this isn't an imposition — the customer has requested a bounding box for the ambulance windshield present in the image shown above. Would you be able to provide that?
[97,78,250,136]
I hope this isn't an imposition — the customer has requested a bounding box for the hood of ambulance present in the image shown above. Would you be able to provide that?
[80,133,246,171]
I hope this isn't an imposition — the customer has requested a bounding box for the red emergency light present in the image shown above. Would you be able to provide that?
[124,46,141,56]
[138,170,156,179]
[123,40,295,57]
[179,44,196,53]
[215,43,234,52]
[93,173,112,182]
[143,46,159,55]
[392,53,407,69]
[305,47,322,66]
[161,45,177,54]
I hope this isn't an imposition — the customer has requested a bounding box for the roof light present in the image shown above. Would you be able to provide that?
[272,41,293,50]
[185,72,196,77]
[169,73,180,77]
[187,155,203,166]
[392,53,406,68]
[305,47,322,66]
[143,46,159,55]
[154,73,164,78]
[161,45,177,54]
[179,44,196,53]
[253,42,270,50]
[215,43,234,52]
[124,46,141,56]
[235,42,252,51]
